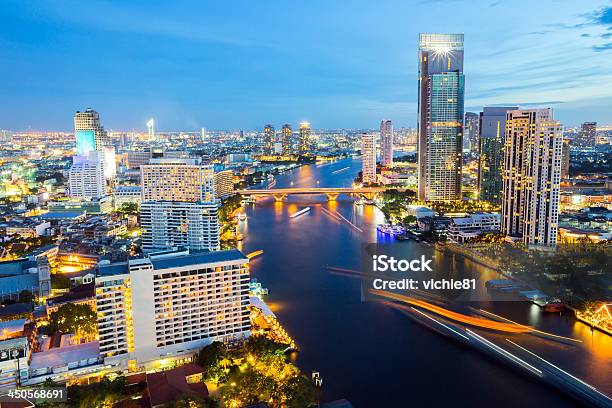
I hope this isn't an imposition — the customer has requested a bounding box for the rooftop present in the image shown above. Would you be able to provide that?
[150,249,247,270]
[29,341,100,371]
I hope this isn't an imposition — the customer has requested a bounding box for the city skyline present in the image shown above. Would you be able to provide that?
[2,1,612,130]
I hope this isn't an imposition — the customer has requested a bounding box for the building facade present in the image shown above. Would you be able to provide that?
[96,249,250,370]
[263,125,275,155]
[281,124,292,156]
[448,212,501,243]
[576,122,597,147]
[69,151,107,200]
[417,33,465,201]
[380,120,394,168]
[361,133,376,184]
[141,158,215,203]
[561,138,570,179]
[298,122,311,155]
[501,109,563,246]
[74,108,109,153]
[478,106,518,204]
[464,112,479,154]
[213,170,234,199]
[140,201,220,253]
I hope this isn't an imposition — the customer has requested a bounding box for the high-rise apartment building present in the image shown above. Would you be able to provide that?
[281,124,292,156]
[380,120,394,168]
[263,124,275,155]
[140,201,220,252]
[298,122,311,155]
[214,169,235,199]
[478,106,518,204]
[147,119,155,142]
[96,249,250,369]
[417,34,465,201]
[464,112,479,154]
[561,139,570,179]
[501,109,562,246]
[74,108,109,154]
[576,122,597,147]
[69,151,106,200]
[141,158,215,203]
[362,133,377,184]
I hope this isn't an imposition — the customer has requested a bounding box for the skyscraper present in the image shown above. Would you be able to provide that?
[298,121,311,155]
[380,120,394,168]
[362,133,376,184]
[69,151,106,200]
[147,119,155,141]
[478,106,518,204]
[74,108,109,154]
[281,124,292,156]
[417,34,465,201]
[576,122,597,147]
[501,109,562,246]
[464,112,479,154]
[263,124,275,155]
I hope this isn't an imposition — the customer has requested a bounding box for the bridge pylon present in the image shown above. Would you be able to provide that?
[273,193,287,202]
[325,193,339,201]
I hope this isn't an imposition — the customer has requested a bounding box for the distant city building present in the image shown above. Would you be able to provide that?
[263,124,275,155]
[561,138,571,179]
[147,119,155,142]
[140,158,215,203]
[417,33,465,201]
[281,124,292,156]
[464,112,479,154]
[113,186,142,209]
[140,201,220,252]
[69,151,106,200]
[298,122,311,155]
[127,150,151,169]
[361,133,376,184]
[576,122,597,147]
[74,108,109,154]
[95,249,250,369]
[380,120,394,168]
[213,170,234,199]
[478,106,518,204]
[501,109,562,246]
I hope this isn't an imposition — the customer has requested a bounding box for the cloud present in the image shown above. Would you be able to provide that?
[593,42,612,51]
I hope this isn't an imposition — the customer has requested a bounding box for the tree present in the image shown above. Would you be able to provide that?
[49,303,97,338]
[118,202,139,214]
[18,289,33,303]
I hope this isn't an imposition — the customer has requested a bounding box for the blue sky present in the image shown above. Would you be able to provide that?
[1,0,612,130]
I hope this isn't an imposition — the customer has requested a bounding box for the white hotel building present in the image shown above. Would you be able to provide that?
[96,249,251,371]
[448,212,501,243]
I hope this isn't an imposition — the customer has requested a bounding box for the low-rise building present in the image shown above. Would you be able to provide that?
[448,212,501,243]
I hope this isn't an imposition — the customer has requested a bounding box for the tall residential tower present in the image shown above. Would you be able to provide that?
[501,109,562,246]
[298,122,311,155]
[417,34,465,201]
[380,120,394,168]
[362,133,376,184]
[74,108,109,154]
[263,124,275,155]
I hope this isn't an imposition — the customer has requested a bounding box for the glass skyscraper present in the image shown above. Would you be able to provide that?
[478,106,517,204]
[417,33,465,201]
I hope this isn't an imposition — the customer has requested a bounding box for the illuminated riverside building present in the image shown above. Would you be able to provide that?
[417,33,465,201]
[298,121,311,155]
[478,106,518,204]
[141,158,215,203]
[69,151,106,200]
[380,120,394,168]
[74,108,109,154]
[281,124,292,155]
[263,124,275,155]
[362,133,376,184]
[501,109,563,246]
[95,249,250,369]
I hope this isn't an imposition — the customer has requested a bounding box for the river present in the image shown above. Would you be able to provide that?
[237,157,611,407]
